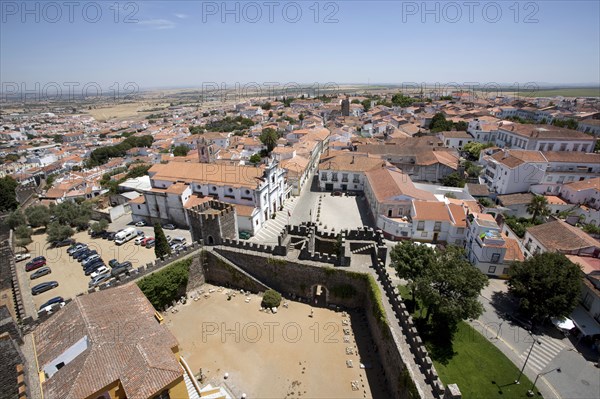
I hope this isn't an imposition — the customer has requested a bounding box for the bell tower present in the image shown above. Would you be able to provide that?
[197,137,214,163]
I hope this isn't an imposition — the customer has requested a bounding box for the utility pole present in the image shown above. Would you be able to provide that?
[516,331,540,384]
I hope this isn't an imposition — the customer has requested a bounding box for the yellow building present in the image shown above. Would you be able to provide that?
[33,284,190,399]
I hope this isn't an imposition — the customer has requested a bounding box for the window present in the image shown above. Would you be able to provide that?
[321,173,327,181]
[417,221,425,231]
[388,210,392,217]
[342,173,348,182]
[488,265,497,274]
[502,268,509,275]
[456,227,464,235]
[434,222,441,231]
[491,253,500,263]
[421,232,428,238]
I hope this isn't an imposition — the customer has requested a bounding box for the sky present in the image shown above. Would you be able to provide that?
[1,0,599,91]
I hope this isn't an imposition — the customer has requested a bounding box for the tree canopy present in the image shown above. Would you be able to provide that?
[6,210,26,229]
[462,142,494,160]
[393,244,488,333]
[173,145,190,157]
[508,252,582,323]
[259,128,278,153]
[46,221,74,242]
[440,172,466,188]
[391,241,436,310]
[86,135,154,167]
[154,223,171,259]
[15,225,33,250]
[527,195,550,222]
[0,176,19,212]
[25,205,51,228]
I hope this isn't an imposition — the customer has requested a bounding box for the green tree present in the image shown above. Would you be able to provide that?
[416,246,488,331]
[0,176,19,212]
[440,172,466,188]
[44,175,56,190]
[90,219,109,233]
[526,195,550,222]
[137,257,191,310]
[261,102,272,110]
[173,145,189,157]
[249,153,262,164]
[268,111,273,118]
[6,210,26,229]
[154,223,171,259]
[15,225,33,251]
[259,128,278,152]
[391,241,436,311]
[462,142,493,160]
[361,99,371,112]
[261,289,282,308]
[508,252,582,323]
[46,221,74,242]
[391,93,416,107]
[51,201,92,230]
[25,205,51,228]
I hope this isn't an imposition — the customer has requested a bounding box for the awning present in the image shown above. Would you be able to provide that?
[570,306,600,337]
[551,317,575,331]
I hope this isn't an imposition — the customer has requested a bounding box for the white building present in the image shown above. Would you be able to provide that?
[130,159,288,235]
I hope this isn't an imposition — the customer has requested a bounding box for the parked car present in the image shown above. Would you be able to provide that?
[68,244,87,256]
[106,232,117,240]
[89,272,111,288]
[111,261,133,277]
[31,256,46,263]
[90,266,109,278]
[84,262,106,276]
[30,267,51,280]
[25,259,47,272]
[82,254,101,267]
[50,238,75,248]
[140,237,154,246]
[163,224,176,230]
[108,259,119,268]
[145,238,156,248]
[84,261,106,275]
[15,253,31,262]
[134,236,145,245]
[170,243,183,251]
[76,250,98,262]
[72,247,90,259]
[38,301,65,315]
[172,237,187,245]
[136,230,145,237]
[166,235,172,243]
[38,296,64,310]
[32,281,59,295]
[90,230,106,238]
[135,221,146,227]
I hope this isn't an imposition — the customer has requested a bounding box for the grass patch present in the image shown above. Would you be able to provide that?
[434,323,538,399]
[398,285,538,399]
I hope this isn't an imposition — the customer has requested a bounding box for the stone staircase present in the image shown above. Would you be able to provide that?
[351,242,376,254]
[249,198,298,244]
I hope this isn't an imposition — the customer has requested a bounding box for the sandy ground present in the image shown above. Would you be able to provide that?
[23,229,156,309]
[165,284,388,399]
[83,102,172,122]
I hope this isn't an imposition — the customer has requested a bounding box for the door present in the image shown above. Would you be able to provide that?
[433,232,439,242]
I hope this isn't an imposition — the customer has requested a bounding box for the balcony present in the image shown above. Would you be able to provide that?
[342,178,348,183]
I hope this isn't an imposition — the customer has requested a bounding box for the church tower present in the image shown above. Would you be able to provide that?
[197,137,215,163]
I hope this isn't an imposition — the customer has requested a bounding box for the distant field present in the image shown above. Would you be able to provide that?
[487,87,600,98]
[84,102,171,122]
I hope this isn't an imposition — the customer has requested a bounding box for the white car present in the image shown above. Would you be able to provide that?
[134,236,145,245]
[170,243,183,251]
[90,266,109,278]
[135,221,146,227]
[15,253,31,262]
[89,272,112,288]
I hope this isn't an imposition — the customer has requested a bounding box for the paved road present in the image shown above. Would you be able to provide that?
[473,279,600,399]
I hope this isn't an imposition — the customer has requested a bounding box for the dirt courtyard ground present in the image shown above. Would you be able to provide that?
[165,284,389,399]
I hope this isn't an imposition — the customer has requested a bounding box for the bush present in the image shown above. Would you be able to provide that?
[261,289,282,308]
[137,257,192,310]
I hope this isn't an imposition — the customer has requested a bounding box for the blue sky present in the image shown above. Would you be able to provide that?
[1,1,599,89]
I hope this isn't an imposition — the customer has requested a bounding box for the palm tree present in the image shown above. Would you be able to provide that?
[527,195,550,222]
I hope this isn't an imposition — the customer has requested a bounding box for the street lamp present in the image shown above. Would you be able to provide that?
[515,331,541,384]
[527,367,561,397]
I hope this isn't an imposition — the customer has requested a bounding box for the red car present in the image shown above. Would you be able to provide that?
[140,237,154,247]
[25,259,47,272]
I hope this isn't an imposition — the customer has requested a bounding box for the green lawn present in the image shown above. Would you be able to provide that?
[398,285,539,399]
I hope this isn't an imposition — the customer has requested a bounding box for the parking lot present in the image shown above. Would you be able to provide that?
[15,216,194,317]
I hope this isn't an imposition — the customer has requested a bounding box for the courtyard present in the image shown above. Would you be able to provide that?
[165,284,389,399]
